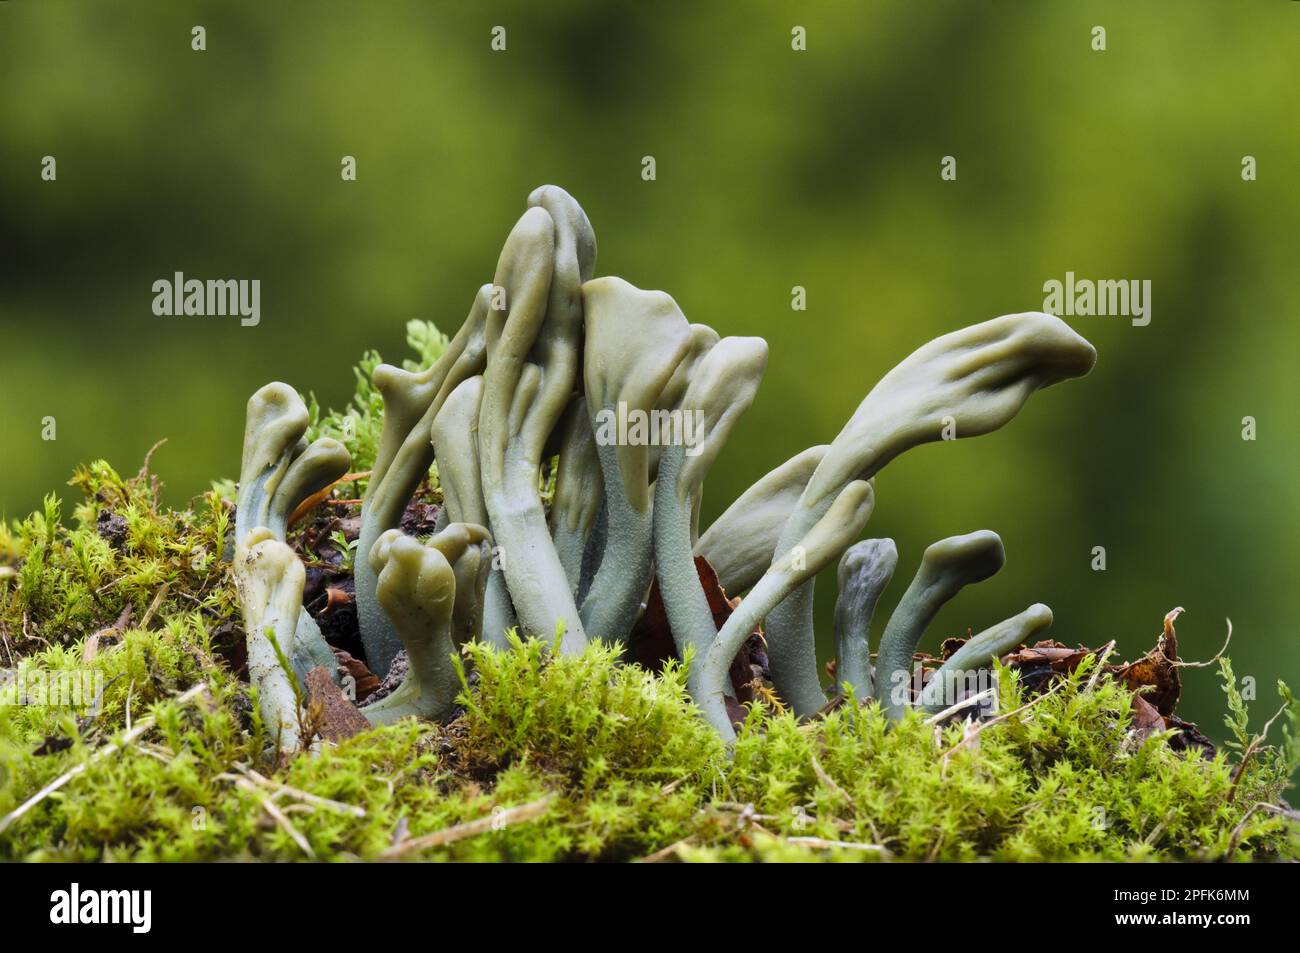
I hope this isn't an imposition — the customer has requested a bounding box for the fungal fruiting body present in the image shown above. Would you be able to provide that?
[230,185,1096,749]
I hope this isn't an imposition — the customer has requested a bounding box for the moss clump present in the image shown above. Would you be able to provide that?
[0,460,237,651]
[2,609,1297,861]
[458,632,726,784]
[717,659,1297,862]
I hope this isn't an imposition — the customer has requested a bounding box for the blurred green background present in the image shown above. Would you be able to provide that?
[3,2,1298,739]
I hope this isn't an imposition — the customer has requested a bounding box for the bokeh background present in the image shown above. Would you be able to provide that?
[3,2,1298,740]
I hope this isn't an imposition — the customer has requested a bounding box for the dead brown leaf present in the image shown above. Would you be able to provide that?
[630,556,769,714]
[305,666,371,743]
[1115,606,1182,717]
[1129,694,1167,745]
[631,556,735,672]
[332,648,380,703]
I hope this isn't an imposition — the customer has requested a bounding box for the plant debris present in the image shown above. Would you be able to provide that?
[630,555,770,716]
[925,607,1214,758]
[305,666,371,743]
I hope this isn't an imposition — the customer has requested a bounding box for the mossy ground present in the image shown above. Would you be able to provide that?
[2,477,1296,866]
[2,327,1297,862]
[2,604,1297,861]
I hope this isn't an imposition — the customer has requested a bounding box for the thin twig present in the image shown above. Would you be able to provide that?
[926,832,945,862]
[22,609,49,648]
[1172,618,1234,669]
[658,778,686,797]
[636,837,694,863]
[708,801,779,824]
[923,687,997,726]
[138,438,168,482]
[810,752,858,812]
[288,471,371,528]
[0,682,208,835]
[1085,641,1116,694]
[139,582,171,630]
[1223,801,1300,857]
[134,742,174,763]
[232,763,366,817]
[238,779,316,859]
[1143,810,1175,848]
[83,605,133,663]
[941,680,1064,762]
[125,680,135,733]
[376,795,555,860]
[787,836,892,855]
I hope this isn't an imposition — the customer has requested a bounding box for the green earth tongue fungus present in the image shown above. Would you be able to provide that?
[916,602,1054,713]
[356,285,491,677]
[763,313,1097,719]
[652,337,767,701]
[549,395,603,598]
[693,444,828,594]
[833,538,898,699]
[578,277,692,645]
[232,528,310,753]
[651,323,721,542]
[236,383,349,702]
[697,480,875,741]
[477,204,587,654]
[230,186,1096,742]
[873,530,1006,722]
[362,524,491,725]
[236,383,310,542]
[430,375,516,647]
[266,437,350,540]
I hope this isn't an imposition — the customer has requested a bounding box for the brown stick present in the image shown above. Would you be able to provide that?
[288,471,371,528]
[376,795,555,860]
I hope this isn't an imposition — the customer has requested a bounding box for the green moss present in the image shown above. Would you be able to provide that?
[2,608,1297,861]
[458,631,727,785]
[0,460,236,652]
[1,333,1296,862]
